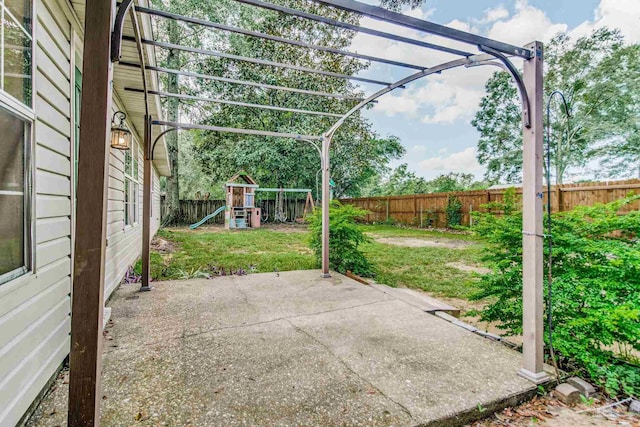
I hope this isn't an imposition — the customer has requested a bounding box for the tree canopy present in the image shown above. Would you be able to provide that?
[361,164,488,196]
[152,0,405,208]
[472,28,640,184]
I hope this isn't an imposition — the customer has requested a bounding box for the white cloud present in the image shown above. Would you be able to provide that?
[410,144,427,154]
[483,6,510,23]
[418,147,483,175]
[373,93,421,117]
[487,1,568,45]
[358,0,640,132]
[572,0,640,43]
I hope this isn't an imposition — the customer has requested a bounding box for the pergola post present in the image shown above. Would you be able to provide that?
[141,115,153,291]
[519,41,549,384]
[67,0,114,424]
[321,135,331,277]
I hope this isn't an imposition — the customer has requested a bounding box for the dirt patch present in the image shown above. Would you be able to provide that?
[373,236,472,249]
[150,236,176,254]
[446,261,491,275]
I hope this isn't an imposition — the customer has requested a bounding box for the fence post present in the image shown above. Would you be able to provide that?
[413,195,417,223]
[556,186,563,212]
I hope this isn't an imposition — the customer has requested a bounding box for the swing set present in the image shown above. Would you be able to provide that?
[217,171,314,229]
[256,188,315,223]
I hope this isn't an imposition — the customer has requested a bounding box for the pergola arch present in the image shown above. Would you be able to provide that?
[70,0,547,423]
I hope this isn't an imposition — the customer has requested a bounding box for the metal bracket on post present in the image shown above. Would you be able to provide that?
[150,127,178,161]
[111,0,135,63]
[478,45,531,129]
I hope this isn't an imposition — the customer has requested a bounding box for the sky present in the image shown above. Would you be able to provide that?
[348,0,640,182]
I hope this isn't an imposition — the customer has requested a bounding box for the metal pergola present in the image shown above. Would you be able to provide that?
[70,0,547,424]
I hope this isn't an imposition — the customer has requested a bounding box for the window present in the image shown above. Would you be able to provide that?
[124,140,139,226]
[1,0,32,284]
[0,106,31,283]
[1,0,33,106]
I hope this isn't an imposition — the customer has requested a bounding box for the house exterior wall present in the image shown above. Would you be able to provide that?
[104,132,162,298]
[0,1,163,425]
[0,1,73,424]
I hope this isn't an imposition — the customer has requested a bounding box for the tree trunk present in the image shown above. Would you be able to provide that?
[162,19,181,225]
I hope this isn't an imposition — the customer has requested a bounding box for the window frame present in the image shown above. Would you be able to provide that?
[0,97,34,285]
[0,0,34,285]
[123,138,140,228]
[1,0,34,108]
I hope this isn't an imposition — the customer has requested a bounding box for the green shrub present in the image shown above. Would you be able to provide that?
[446,195,463,227]
[471,189,640,397]
[308,201,375,277]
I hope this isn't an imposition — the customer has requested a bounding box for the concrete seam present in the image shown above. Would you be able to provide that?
[285,318,415,420]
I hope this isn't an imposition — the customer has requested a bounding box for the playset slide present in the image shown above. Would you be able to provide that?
[189,206,226,229]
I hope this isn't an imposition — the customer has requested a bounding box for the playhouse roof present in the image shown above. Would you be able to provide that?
[226,171,259,187]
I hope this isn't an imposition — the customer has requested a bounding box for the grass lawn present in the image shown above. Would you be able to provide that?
[144,224,488,299]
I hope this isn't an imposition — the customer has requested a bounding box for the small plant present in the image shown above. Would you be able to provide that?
[123,265,142,284]
[176,268,211,280]
[308,201,375,277]
[446,195,463,227]
[580,395,595,407]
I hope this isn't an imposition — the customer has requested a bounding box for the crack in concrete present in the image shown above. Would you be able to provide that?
[123,299,393,346]
[284,318,415,421]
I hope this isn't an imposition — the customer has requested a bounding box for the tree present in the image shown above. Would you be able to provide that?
[153,0,234,223]
[588,44,640,178]
[362,166,487,196]
[166,0,405,199]
[364,164,430,196]
[472,28,639,184]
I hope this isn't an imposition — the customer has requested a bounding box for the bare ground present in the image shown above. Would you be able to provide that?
[446,261,491,275]
[372,236,473,249]
[471,395,640,427]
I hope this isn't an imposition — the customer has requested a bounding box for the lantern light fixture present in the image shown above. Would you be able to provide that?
[110,111,132,150]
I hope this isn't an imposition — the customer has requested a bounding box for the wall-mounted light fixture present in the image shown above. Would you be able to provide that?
[110,111,132,150]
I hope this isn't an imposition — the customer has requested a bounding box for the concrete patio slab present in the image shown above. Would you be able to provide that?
[28,270,538,427]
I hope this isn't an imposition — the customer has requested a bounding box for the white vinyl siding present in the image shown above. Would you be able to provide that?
[104,129,162,299]
[0,0,166,423]
[0,0,71,425]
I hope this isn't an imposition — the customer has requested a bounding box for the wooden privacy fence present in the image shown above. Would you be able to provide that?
[340,179,640,228]
[164,198,312,225]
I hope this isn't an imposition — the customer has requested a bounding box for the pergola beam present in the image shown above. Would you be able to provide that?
[152,119,323,140]
[118,62,365,101]
[311,0,533,58]
[325,54,494,137]
[126,87,345,118]
[135,5,427,70]
[122,36,394,86]
[236,0,473,56]
[234,0,473,58]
